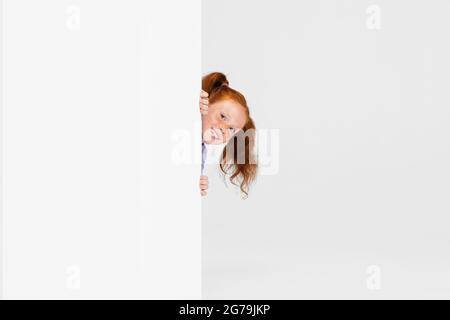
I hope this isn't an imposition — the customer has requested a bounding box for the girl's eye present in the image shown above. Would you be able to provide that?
[220,113,226,120]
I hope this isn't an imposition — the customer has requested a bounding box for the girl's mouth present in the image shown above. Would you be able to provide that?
[211,128,220,141]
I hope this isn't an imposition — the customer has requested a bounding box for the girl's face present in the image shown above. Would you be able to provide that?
[202,99,248,145]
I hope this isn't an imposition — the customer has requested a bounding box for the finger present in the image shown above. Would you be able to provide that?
[200,90,209,98]
[200,98,209,105]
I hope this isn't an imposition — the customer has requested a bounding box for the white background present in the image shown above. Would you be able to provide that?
[2,0,450,300]
[202,0,450,299]
[2,0,201,299]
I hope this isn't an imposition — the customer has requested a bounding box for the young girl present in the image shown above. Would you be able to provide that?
[199,72,258,198]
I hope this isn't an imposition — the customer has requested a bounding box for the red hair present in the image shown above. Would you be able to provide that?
[202,72,258,198]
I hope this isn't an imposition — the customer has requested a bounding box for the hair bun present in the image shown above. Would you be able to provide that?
[202,72,230,95]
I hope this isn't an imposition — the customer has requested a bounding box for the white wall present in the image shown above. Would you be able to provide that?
[2,0,201,299]
[203,0,450,299]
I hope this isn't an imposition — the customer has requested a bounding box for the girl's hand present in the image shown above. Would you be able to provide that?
[199,175,208,196]
[199,90,209,115]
